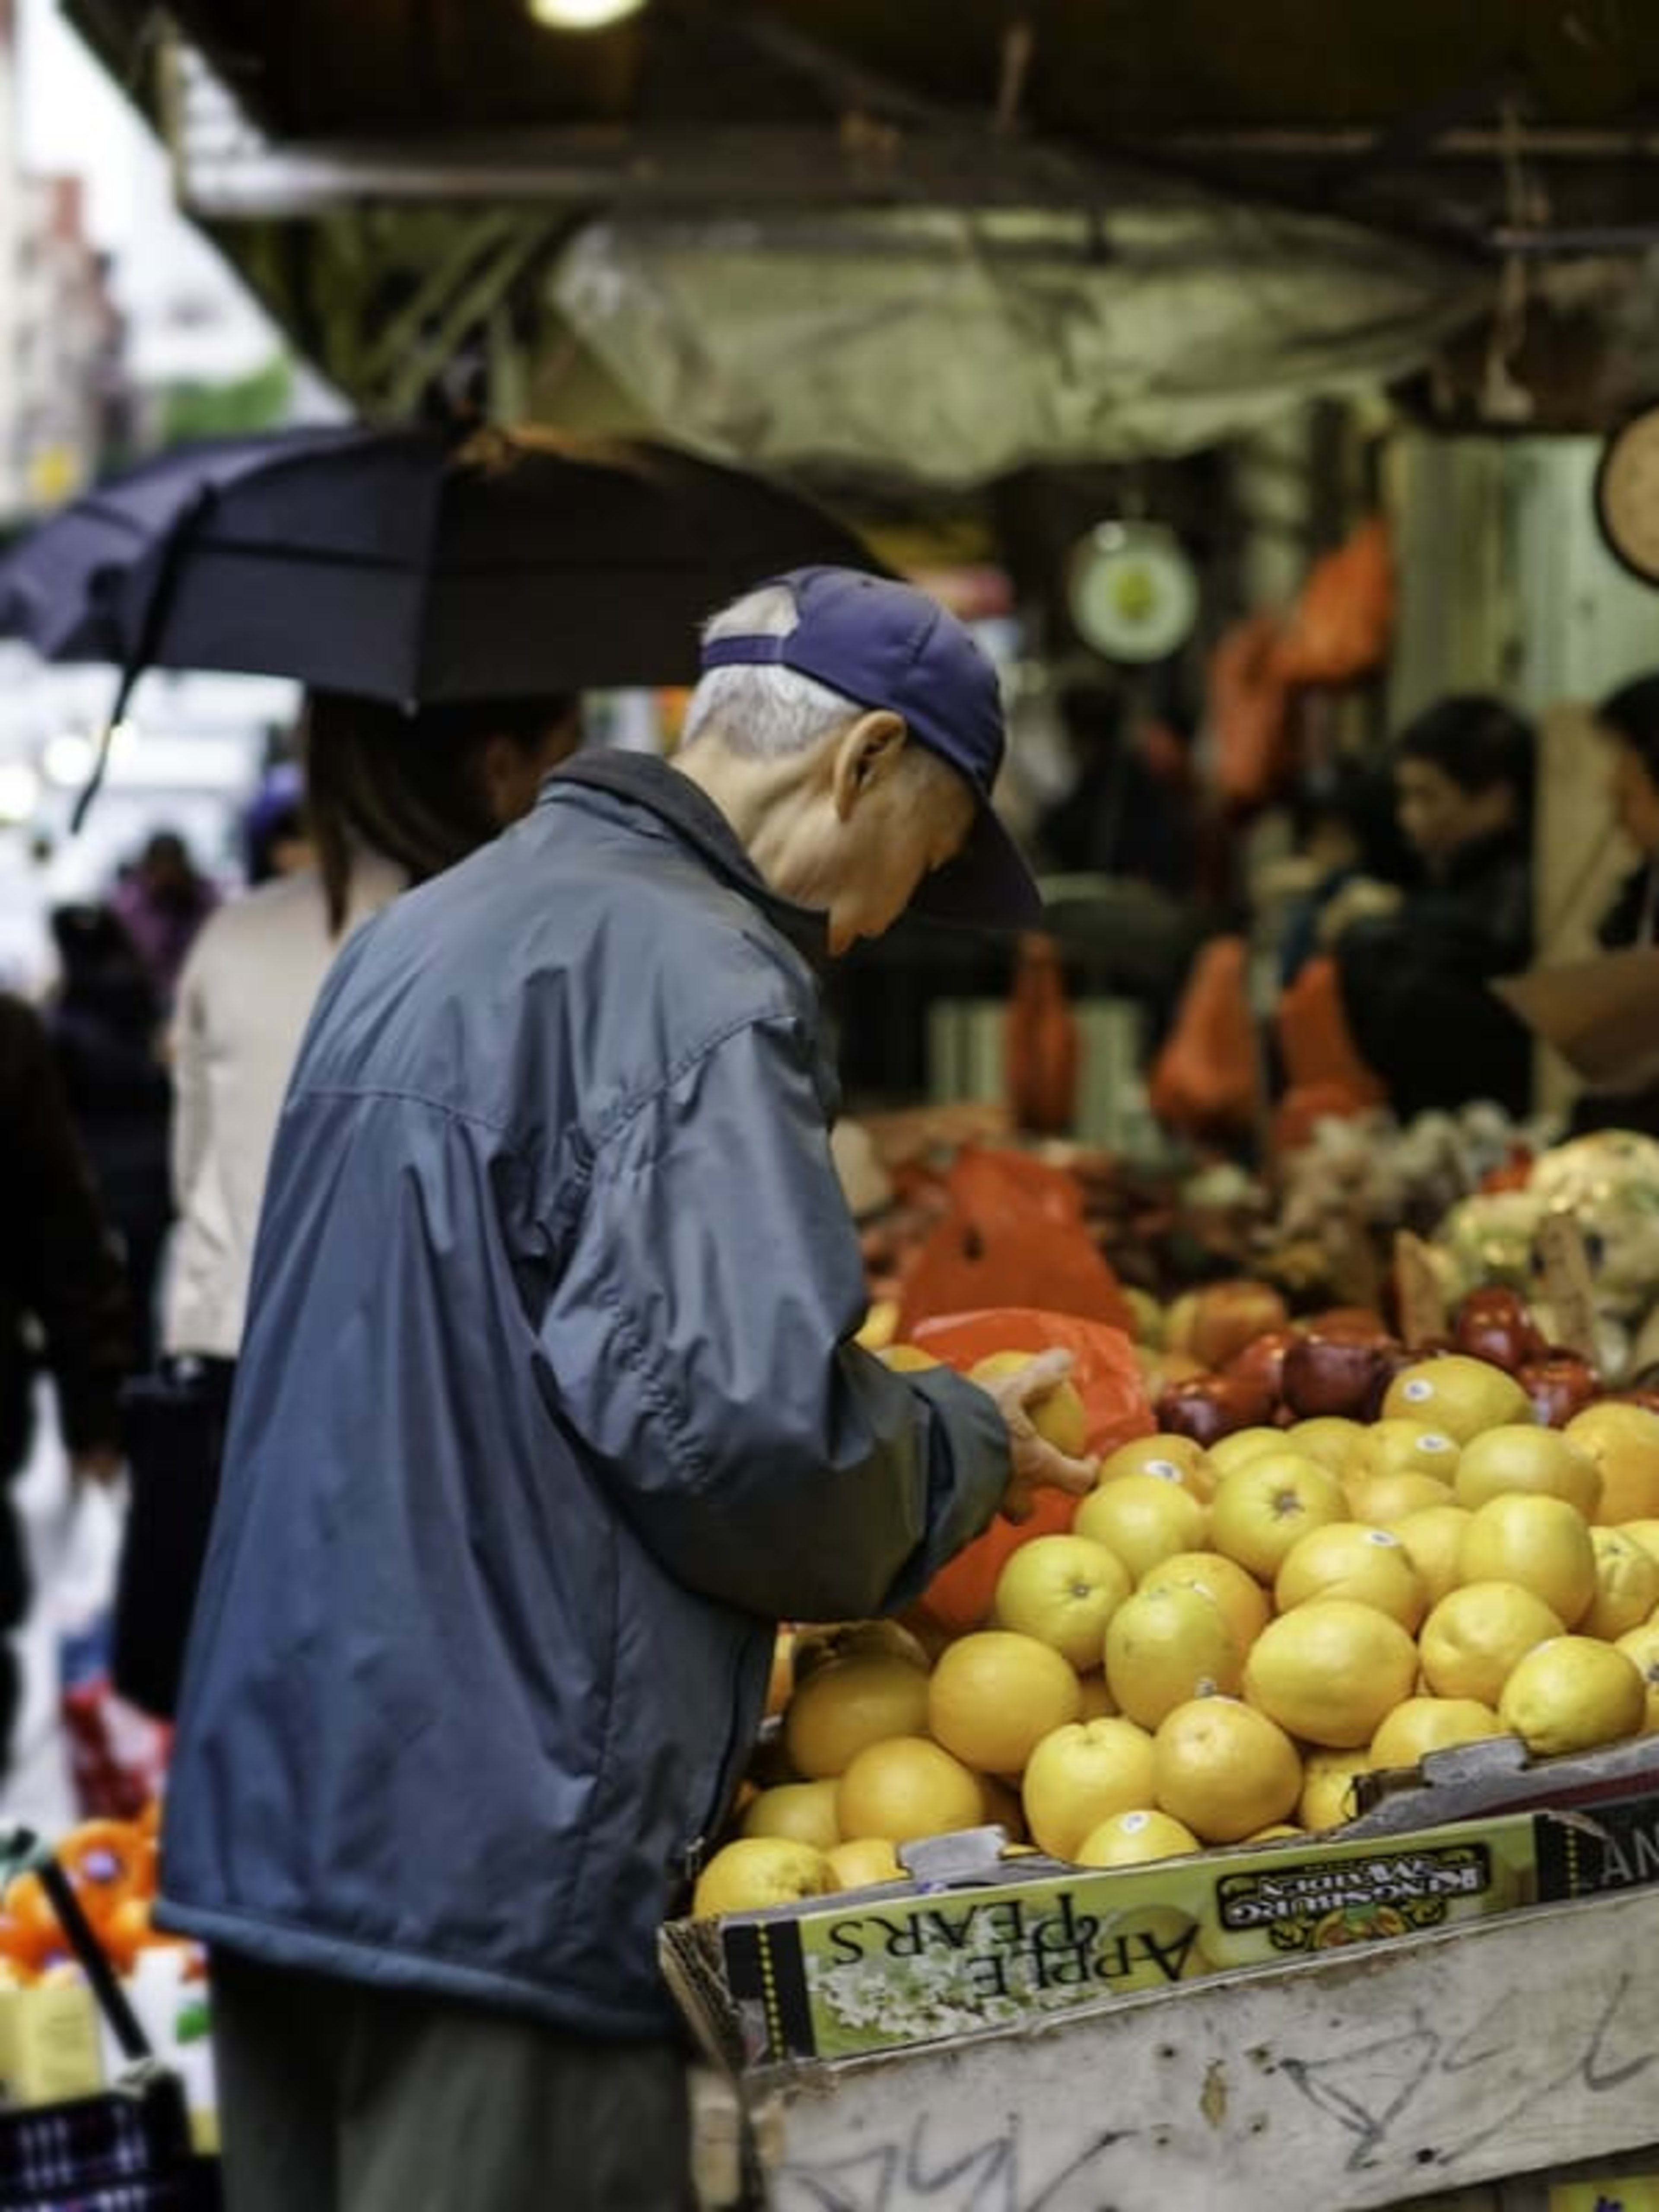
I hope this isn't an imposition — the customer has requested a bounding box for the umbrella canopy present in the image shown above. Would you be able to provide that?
[0,423,880,700]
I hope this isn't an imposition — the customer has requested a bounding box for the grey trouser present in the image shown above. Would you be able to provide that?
[211,1950,695,2212]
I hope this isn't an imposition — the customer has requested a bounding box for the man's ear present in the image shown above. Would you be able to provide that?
[830,712,908,821]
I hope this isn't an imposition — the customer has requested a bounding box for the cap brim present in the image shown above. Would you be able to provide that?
[909,802,1044,931]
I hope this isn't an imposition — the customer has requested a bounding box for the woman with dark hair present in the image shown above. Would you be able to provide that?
[1570,673,1659,1135]
[1328,695,1537,1120]
[165,691,581,1369]
[45,904,171,1370]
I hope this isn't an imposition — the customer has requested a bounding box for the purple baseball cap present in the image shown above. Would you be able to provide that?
[699,566,1042,928]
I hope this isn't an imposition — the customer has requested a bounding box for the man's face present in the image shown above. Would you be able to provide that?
[775,731,976,956]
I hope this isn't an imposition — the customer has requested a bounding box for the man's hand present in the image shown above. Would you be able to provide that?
[70,1446,124,1487]
[974,1349,1098,1523]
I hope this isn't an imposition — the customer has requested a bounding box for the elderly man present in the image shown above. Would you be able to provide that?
[160,568,1093,2212]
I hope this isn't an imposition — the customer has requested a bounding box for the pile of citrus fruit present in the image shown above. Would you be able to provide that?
[0,1803,193,1983]
[693,1349,1659,1916]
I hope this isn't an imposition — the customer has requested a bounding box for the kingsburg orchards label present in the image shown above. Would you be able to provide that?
[721,1818,1540,2065]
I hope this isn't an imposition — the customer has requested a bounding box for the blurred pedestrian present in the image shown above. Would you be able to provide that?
[110,831,219,1010]
[111,691,584,1722]
[1572,673,1659,1135]
[1328,696,1536,1119]
[44,906,172,1372]
[242,763,314,885]
[160,570,1094,2212]
[0,994,132,1761]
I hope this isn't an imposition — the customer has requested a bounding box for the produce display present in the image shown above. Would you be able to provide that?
[0,1803,194,1983]
[693,1328,1659,1919]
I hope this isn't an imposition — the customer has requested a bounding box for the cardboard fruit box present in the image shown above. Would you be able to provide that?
[661,1814,1552,2073]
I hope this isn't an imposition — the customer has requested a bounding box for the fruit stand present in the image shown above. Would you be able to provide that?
[673,1124,1659,2211]
[688,1877,1659,2212]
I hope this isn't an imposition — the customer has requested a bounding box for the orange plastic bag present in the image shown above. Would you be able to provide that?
[1276,955,1384,1102]
[906,1306,1151,1641]
[1210,611,1293,813]
[1275,518,1394,688]
[894,1148,1134,1341]
[1147,935,1263,1140]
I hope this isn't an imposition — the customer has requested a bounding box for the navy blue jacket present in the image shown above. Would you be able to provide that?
[159,754,1009,2036]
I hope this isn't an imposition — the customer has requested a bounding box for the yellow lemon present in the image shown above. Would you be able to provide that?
[693,1838,836,1917]
[993,1535,1133,1670]
[1273,1522,1428,1632]
[1418,1581,1565,1705]
[1392,1504,1473,1608]
[1498,1637,1646,1757]
[1583,1527,1659,1642]
[1138,1549,1272,1653]
[1104,1583,1243,1730]
[1151,1697,1301,1844]
[881,1344,941,1373]
[857,1302,899,1352]
[1454,1426,1602,1519]
[1369,1696,1504,1768]
[1382,1357,1531,1443]
[836,1737,985,1845]
[1458,1494,1597,1628]
[1614,1621,1659,1732]
[741,1780,841,1852]
[1074,1808,1201,1867]
[1021,1717,1157,1859]
[927,1632,1081,1775]
[785,1654,931,1778]
[1210,1453,1347,1581]
[1243,1600,1417,1748]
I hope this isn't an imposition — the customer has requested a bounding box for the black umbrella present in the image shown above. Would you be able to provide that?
[0,422,880,818]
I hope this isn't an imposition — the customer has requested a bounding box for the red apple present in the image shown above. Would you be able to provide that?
[1154,1373,1274,1448]
[1224,1328,1299,1402]
[1304,1307,1391,1341]
[1281,1328,1390,1421]
[1187,1282,1292,1373]
[1517,1352,1599,1429]
[1454,1288,1546,1375]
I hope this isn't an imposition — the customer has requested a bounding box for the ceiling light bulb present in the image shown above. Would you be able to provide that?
[527,0,647,28]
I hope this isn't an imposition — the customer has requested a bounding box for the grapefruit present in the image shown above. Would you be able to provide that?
[969,1352,1089,1456]
[927,1633,1081,1775]
[1021,1717,1157,1860]
[1075,1475,1207,1581]
[1104,1584,1243,1729]
[1369,1696,1503,1767]
[693,1838,836,1917]
[1498,1637,1646,1756]
[1418,1581,1565,1705]
[993,1535,1133,1670]
[1458,1494,1597,1627]
[836,1736,985,1845]
[1152,1698,1301,1844]
[1583,1528,1659,1642]
[1382,1357,1532,1442]
[1454,1427,1602,1518]
[785,1655,931,1778]
[1567,1403,1659,1525]
[741,1781,841,1853]
[1138,1550,1271,1652]
[1243,1600,1417,1748]
[1074,1809,1201,1867]
[1273,1522,1428,1631]
[1210,1453,1347,1581]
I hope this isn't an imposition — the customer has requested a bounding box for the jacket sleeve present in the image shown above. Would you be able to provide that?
[3,1002,132,1452]
[529,1014,1011,1621]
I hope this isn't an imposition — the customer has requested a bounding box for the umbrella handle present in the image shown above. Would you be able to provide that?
[70,483,218,836]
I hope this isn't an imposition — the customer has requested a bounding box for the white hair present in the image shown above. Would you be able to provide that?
[680,584,864,759]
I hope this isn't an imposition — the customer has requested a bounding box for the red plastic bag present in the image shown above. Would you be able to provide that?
[1271,954,1385,1153]
[906,1306,1151,1641]
[894,1149,1135,1341]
